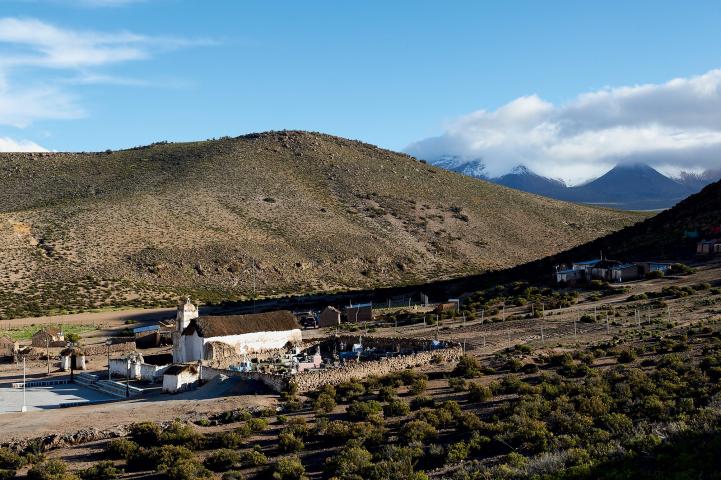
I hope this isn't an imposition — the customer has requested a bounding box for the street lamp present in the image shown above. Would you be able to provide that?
[106,339,112,380]
[126,357,130,398]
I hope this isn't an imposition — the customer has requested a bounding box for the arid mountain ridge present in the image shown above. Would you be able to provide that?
[0,131,643,318]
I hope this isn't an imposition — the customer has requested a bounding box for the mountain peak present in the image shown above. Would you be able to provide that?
[510,165,532,175]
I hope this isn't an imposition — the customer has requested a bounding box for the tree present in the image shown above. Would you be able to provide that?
[314,393,337,413]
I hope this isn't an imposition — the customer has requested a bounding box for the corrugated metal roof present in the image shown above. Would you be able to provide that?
[133,325,160,334]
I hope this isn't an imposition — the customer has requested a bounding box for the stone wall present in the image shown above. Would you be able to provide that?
[291,344,463,393]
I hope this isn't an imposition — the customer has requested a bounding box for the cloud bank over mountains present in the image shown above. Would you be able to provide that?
[406,69,721,185]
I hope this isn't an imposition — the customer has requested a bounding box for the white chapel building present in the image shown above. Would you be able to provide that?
[171,298,302,363]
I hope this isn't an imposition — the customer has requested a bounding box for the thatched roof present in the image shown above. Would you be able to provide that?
[0,336,15,346]
[182,310,300,338]
[34,326,61,337]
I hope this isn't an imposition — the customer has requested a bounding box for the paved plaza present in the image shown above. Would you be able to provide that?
[0,382,115,413]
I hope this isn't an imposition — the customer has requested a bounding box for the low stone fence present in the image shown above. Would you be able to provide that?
[200,366,288,393]
[291,343,463,393]
[83,341,136,357]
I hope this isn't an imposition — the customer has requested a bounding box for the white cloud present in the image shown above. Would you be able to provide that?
[0,17,211,129]
[0,137,48,151]
[406,69,721,185]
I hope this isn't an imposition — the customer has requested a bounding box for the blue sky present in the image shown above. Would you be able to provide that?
[2,0,721,181]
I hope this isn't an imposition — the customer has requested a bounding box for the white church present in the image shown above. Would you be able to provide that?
[171,298,303,363]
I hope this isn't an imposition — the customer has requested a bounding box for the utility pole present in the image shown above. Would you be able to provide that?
[106,340,112,380]
[606,312,610,334]
[574,315,578,338]
[46,337,50,375]
[480,309,484,325]
[21,357,27,413]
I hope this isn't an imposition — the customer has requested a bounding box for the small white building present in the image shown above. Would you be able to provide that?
[172,299,302,363]
[162,364,199,393]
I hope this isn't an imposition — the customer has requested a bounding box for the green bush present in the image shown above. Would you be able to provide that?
[166,458,211,480]
[27,459,75,480]
[272,456,308,480]
[453,355,482,378]
[128,422,161,447]
[278,432,304,453]
[160,421,205,449]
[325,444,373,478]
[384,398,411,417]
[247,417,269,433]
[467,382,492,402]
[0,448,24,470]
[204,449,241,472]
[346,400,384,421]
[400,420,438,443]
[0,469,15,480]
[409,377,428,396]
[239,447,268,467]
[127,445,193,472]
[313,393,337,413]
[79,461,121,480]
[448,377,467,392]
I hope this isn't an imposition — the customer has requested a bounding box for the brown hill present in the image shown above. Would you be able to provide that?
[0,131,642,318]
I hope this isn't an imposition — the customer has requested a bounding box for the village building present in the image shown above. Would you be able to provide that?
[345,303,374,323]
[0,336,17,358]
[31,326,64,348]
[635,261,674,276]
[554,268,584,285]
[697,239,721,255]
[110,352,172,382]
[172,299,302,363]
[590,260,639,282]
[59,347,86,371]
[318,306,341,328]
[162,364,200,393]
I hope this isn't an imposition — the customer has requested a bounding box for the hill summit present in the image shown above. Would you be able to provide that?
[0,131,641,318]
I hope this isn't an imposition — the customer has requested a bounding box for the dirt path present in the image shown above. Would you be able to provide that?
[0,307,175,331]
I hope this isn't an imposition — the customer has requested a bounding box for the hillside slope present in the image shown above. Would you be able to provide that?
[488,177,721,285]
[0,131,642,317]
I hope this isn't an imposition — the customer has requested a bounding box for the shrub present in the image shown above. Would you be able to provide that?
[409,377,428,396]
[313,393,336,413]
[0,469,15,480]
[410,396,436,410]
[346,400,383,421]
[247,418,269,433]
[166,458,211,480]
[325,444,373,478]
[453,355,482,378]
[278,432,304,453]
[400,420,438,443]
[160,421,205,449]
[448,377,467,392]
[272,456,308,480]
[446,441,470,464]
[0,448,24,470]
[618,349,637,364]
[127,445,193,472]
[214,430,247,449]
[79,461,121,480]
[384,398,411,417]
[27,459,74,480]
[128,422,160,447]
[239,447,268,467]
[204,449,241,472]
[467,382,493,402]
